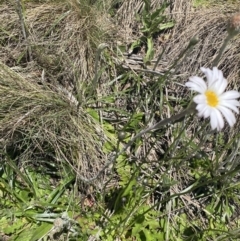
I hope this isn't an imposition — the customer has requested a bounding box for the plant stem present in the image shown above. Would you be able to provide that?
[78,102,197,183]
[212,34,232,67]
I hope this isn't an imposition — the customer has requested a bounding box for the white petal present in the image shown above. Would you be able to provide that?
[196,103,206,115]
[220,90,240,100]
[200,67,207,72]
[218,99,240,113]
[215,67,224,81]
[200,67,212,78]
[201,67,215,86]
[213,67,224,82]
[218,106,236,127]
[209,112,218,130]
[220,99,240,107]
[186,77,207,93]
[213,77,227,95]
[202,106,212,118]
[197,105,211,118]
[193,94,206,104]
[196,104,206,116]
[210,108,224,131]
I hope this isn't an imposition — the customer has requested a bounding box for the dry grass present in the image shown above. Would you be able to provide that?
[1,0,114,86]
[0,0,117,183]
[163,2,240,83]
[0,60,110,181]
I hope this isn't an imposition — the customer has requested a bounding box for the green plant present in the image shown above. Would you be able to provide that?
[0,157,81,240]
[131,0,174,63]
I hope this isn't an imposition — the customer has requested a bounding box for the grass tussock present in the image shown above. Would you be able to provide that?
[0,0,115,180]
[1,0,114,84]
[0,60,108,180]
[163,2,240,83]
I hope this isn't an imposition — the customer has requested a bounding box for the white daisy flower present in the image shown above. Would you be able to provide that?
[185,67,240,131]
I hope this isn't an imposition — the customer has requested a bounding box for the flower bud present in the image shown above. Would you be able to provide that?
[189,36,199,46]
[118,131,126,141]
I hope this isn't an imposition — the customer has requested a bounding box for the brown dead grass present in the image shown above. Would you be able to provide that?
[0,59,110,182]
[0,0,115,182]
[164,2,240,83]
[116,0,240,86]
[0,0,114,86]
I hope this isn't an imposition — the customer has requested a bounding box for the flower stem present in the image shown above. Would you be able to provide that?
[212,34,232,67]
[77,102,197,183]
[123,102,197,149]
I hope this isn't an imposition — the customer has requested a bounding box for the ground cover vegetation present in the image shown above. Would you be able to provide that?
[1,0,240,240]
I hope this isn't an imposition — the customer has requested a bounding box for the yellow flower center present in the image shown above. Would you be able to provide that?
[205,90,219,107]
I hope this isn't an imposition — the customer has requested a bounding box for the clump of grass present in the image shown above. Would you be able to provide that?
[0,60,108,181]
[0,0,116,180]
[0,0,114,87]
[29,0,113,83]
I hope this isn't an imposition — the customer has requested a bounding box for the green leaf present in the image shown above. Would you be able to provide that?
[132,223,143,236]
[30,223,52,241]
[144,38,154,63]
[121,179,137,197]
[159,22,175,30]
[2,217,27,235]
[126,112,144,130]
[47,175,75,204]
[142,0,151,12]
[87,108,99,120]
[142,228,153,241]
[130,39,142,52]
[10,223,33,241]
[151,9,165,21]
